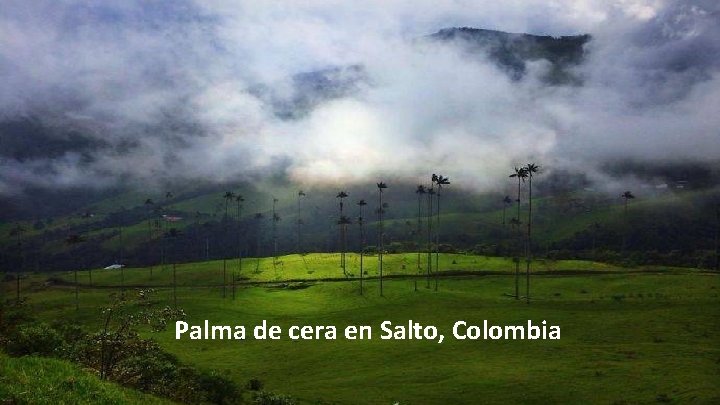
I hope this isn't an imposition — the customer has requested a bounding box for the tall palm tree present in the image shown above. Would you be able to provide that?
[715,203,719,272]
[338,215,352,277]
[81,211,93,285]
[524,163,539,304]
[415,185,426,292]
[9,224,25,303]
[591,222,601,260]
[254,213,264,273]
[234,194,245,301]
[165,227,181,309]
[621,191,635,252]
[161,192,174,272]
[117,206,126,298]
[223,191,235,220]
[144,198,155,279]
[272,198,280,272]
[297,190,306,254]
[357,199,367,295]
[509,166,528,299]
[336,191,349,272]
[502,195,512,225]
[65,233,84,310]
[434,174,450,291]
[621,191,635,214]
[426,187,435,288]
[376,182,387,296]
[222,191,235,298]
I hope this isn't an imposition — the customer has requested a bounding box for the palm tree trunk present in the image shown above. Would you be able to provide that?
[74,267,79,310]
[86,220,92,286]
[622,198,628,252]
[435,189,441,291]
[427,190,433,288]
[715,204,719,272]
[272,202,278,273]
[16,265,21,303]
[296,196,301,254]
[173,263,177,309]
[359,206,365,296]
[223,201,229,298]
[147,215,153,280]
[235,201,242,300]
[515,177,521,300]
[416,194,422,292]
[256,219,262,273]
[525,174,533,304]
[378,190,384,297]
[119,212,124,298]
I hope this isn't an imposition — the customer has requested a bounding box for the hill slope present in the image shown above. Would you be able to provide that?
[0,352,170,404]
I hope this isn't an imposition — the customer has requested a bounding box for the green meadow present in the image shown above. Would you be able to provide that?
[4,253,719,404]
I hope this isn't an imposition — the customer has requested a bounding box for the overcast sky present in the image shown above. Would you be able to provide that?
[1,0,718,195]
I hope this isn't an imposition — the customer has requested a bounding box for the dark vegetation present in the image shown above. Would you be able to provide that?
[0,293,294,404]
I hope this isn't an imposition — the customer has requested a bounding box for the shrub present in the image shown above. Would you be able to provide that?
[254,391,296,405]
[6,322,63,357]
[197,370,243,405]
[247,377,264,391]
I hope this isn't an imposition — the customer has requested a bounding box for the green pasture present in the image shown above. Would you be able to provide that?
[3,253,719,404]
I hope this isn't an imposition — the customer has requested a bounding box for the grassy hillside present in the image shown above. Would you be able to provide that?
[3,253,719,404]
[0,352,170,404]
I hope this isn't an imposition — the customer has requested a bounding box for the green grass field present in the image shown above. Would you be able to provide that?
[3,253,720,404]
[0,352,170,404]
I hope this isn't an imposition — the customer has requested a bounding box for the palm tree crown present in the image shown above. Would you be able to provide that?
[436,175,450,186]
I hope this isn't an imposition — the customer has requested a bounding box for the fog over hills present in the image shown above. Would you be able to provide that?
[0,0,719,220]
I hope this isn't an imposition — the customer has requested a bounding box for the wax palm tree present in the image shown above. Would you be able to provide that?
[357,199,368,295]
[161,192,174,272]
[591,222,601,260]
[272,198,280,271]
[715,203,719,272]
[254,213,264,273]
[221,191,235,298]
[502,195,512,225]
[194,210,202,260]
[117,206,126,298]
[81,211,94,285]
[144,198,155,278]
[165,227,181,309]
[337,215,352,277]
[65,233,84,310]
[621,191,635,214]
[415,185,426,291]
[621,191,635,251]
[434,175,450,291]
[509,166,528,299]
[223,191,235,220]
[524,163,540,304]
[9,225,25,303]
[376,182,387,296]
[297,190,306,254]
[234,194,245,300]
[426,187,435,288]
[336,191,349,272]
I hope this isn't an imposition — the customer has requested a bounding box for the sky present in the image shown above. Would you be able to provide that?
[0,0,718,195]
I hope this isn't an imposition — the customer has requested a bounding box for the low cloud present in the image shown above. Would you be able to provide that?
[0,0,718,196]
